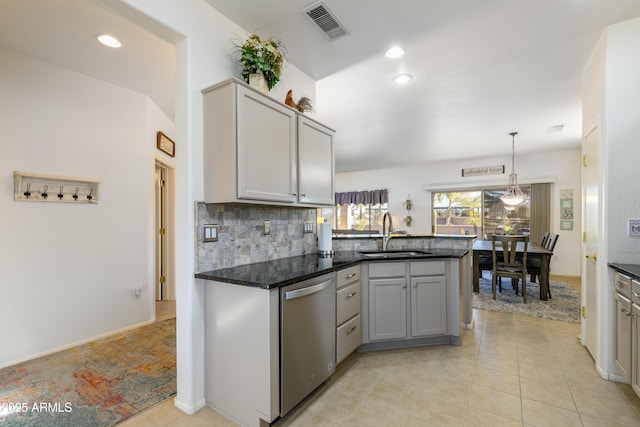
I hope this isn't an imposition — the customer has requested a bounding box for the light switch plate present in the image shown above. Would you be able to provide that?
[629,219,640,236]
[203,224,218,242]
[303,222,314,234]
[263,220,270,235]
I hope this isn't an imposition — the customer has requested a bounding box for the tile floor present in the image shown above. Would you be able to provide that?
[122,281,640,427]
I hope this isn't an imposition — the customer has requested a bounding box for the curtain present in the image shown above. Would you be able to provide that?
[335,189,388,205]
[530,183,551,244]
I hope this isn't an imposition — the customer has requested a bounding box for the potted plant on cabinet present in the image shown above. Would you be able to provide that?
[235,33,286,93]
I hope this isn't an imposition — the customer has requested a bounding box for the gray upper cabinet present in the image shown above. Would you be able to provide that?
[297,116,334,206]
[236,85,297,203]
[202,79,334,207]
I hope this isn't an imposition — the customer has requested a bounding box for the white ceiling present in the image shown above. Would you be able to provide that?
[2,0,640,173]
[0,0,175,119]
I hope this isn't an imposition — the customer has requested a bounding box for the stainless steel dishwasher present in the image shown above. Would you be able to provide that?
[280,272,336,416]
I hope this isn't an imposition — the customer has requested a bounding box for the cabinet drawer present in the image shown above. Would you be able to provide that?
[337,314,361,364]
[337,281,361,325]
[369,262,405,278]
[410,261,446,276]
[336,265,360,288]
[615,272,632,298]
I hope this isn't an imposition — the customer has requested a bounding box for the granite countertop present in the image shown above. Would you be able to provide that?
[609,263,640,280]
[332,233,478,240]
[196,249,469,289]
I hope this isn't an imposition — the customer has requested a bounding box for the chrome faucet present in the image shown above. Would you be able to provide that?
[382,212,393,251]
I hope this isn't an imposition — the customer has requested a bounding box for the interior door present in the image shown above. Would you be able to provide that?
[583,120,599,356]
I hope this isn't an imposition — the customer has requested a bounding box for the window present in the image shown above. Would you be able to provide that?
[432,186,532,238]
[319,189,389,234]
[335,202,388,233]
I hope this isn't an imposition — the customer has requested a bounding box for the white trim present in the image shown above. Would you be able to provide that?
[0,319,154,369]
[424,177,556,191]
[174,396,206,415]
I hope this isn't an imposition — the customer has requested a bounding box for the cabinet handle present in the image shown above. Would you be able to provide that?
[346,273,356,279]
[300,193,306,197]
[292,193,297,197]
[347,292,357,298]
[347,325,357,334]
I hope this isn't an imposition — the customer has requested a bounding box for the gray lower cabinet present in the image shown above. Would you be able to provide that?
[336,265,362,364]
[633,301,640,395]
[614,272,632,382]
[410,275,447,336]
[616,292,632,381]
[368,260,447,342]
[369,277,407,341]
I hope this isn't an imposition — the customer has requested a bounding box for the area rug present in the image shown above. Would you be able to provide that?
[473,276,581,323]
[0,318,176,426]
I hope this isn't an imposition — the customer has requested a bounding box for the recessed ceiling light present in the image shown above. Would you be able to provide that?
[392,73,412,84]
[385,46,405,59]
[97,34,122,48]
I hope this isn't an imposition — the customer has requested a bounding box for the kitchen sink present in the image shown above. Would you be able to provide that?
[359,250,433,258]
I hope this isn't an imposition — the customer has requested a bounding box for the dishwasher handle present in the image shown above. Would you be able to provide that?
[285,279,332,300]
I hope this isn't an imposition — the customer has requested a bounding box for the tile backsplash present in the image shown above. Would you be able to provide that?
[196,203,317,272]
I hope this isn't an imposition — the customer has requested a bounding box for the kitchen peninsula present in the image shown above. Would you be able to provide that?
[196,239,471,427]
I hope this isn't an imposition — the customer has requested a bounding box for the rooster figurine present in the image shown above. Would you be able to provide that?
[284,90,313,113]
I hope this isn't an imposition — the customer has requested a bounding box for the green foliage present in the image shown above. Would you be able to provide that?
[235,33,286,90]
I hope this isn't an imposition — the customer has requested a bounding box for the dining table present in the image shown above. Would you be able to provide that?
[472,239,554,301]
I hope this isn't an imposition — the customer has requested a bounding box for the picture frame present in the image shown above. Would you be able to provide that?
[156,131,175,157]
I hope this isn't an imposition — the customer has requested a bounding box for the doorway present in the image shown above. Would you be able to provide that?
[155,161,176,319]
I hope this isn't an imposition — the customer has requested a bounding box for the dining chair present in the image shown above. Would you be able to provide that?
[492,234,529,303]
[529,232,550,283]
[528,233,559,298]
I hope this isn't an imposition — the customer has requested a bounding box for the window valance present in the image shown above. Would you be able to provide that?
[335,189,388,205]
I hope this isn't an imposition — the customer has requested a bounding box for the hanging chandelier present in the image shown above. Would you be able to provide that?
[500,131,526,206]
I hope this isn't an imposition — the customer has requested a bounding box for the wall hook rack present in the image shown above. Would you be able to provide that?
[14,171,100,204]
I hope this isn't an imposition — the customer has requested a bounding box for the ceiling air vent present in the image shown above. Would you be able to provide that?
[302,1,349,41]
[547,124,565,134]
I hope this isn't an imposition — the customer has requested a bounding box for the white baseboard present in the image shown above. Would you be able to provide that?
[174,396,206,415]
[0,318,155,369]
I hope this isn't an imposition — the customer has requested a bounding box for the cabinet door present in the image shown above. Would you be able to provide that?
[615,292,632,382]
[369,278,407,341]
[410,276,447,337]
[236,86,297,203]
[633,304,640,395]
[297,116,334,206]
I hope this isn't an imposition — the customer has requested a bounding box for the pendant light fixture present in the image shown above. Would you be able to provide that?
[500,131,526,206]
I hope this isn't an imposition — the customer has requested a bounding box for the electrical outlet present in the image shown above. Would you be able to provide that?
[263,219,270,235]
[303,222,314,234]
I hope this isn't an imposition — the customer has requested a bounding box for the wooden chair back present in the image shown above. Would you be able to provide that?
[492,234,528,268]
[545,233,559,252]
[491,234,529,302]
[541,232,550,247]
